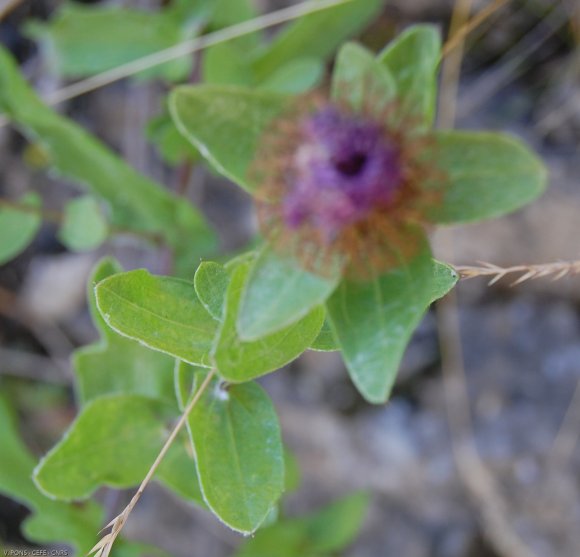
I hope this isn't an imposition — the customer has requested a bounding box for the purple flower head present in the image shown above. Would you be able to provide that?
[284,107,403,239]
[253,96,445,278]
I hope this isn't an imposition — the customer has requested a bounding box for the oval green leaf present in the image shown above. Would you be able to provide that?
[251,0,382,81]
[378,25,441,125]
[430,131,548,224]
[0,396,103,554]
[95,269,218,367]
[170,85,289,193]
[194,261,230,321]
[33,395,175,500]
[214,261,325,382]
[431,260,459,302]
[332,42,396,112]
[259,58,324,94]
[238,246,339,340]
[326,239,434,404]
[74,258,176,405]
[188,374,284,534]
[28,4,192,80]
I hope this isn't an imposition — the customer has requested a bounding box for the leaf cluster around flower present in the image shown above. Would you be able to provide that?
[170,25,547,405]
[28,24,549,543]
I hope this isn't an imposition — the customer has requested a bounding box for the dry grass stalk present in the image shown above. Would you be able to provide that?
[441,0,510,58]
[0,0,361,129]
[0,0,511,130]
[436,1,539,555]
[455,260,580,286]
[88,369,216,557]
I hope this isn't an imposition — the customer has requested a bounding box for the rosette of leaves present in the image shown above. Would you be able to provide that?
[30,26,547,545]
[169,25,547,403]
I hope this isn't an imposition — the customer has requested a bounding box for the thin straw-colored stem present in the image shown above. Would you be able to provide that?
[0,0,356,128]
[89,369,216,557]
[436,1,538,556]
[441,0,510,58]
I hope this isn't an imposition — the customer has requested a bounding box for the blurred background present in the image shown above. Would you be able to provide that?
[0,0,579,556]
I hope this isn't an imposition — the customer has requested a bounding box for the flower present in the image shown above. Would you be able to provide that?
[252,94,446,279]
[285,106,402,237]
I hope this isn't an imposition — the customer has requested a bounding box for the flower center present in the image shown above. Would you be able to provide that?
[282,105,405,239]
[333,151,368,177]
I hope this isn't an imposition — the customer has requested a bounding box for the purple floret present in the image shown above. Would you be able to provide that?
[283,107,403,239]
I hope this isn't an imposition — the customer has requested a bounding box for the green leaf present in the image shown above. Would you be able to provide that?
[187,374,284,534]
[431,260,458,302]
[203,42,253,87]
[332,42,396,112]
[176,360,299,502]
[252,0,382,82]
[0,401,160,557]
[0,192,41,264]
[167,0,214,26]
[0,47,215,276]
[209,0,261,52]
[146,112,200,165]
[156,435,206,507]
[203,44,322,94]
[313,260,457,353]
[239,246,339,339]
[309,319,339,352]
[28,4,193,81]
[430,131,548,224]
[74,258,176,405]
[0,395,103,553]
[378,25,441,125]
[33,394,175,500]
[170,85,289,193]
[58,195,108,252]
[213,260,325,382]
[95,269,218,367]
[174,360,199,411]
[145,360,207,507]
[194,261,230,320]
[326,239,434,404]
[259,58,324,94]
[235,492,369,557]
[75,337,176,406]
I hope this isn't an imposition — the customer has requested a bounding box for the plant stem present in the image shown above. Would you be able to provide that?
[89,368,216,557]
